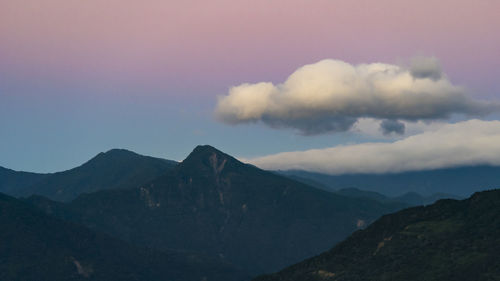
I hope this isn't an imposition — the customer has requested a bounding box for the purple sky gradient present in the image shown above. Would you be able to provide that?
[1,0,499,172]
[2,0,499,96]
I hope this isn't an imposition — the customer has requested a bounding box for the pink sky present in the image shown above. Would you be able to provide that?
[1,0,500,173]
[1,0,499,97]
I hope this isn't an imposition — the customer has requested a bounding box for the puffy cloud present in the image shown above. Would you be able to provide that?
[246,120,500,174]
[215,58,497,135]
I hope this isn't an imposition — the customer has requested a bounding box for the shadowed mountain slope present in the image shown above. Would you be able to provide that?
[0,192,247,281]
[254,189,500,281]
[30,145,406,275]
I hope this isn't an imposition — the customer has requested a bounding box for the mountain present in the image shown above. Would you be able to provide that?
[29,145,406,275]
[254,189,500,281]
[336,188,463,206]
[0,192,247,281]
[6,149,177,202]
[281,166,500,197]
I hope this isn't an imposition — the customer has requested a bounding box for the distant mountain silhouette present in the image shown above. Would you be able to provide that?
[281,166,500,196]
[392,191,462,206]
[0,192,247,281]
[254,189,500,281]
[28,145,405,275]
[1,149,177,201]
[336,187,463,206]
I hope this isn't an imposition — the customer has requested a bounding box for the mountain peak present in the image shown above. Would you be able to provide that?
[10,148,177,202]
[89,149,177,166]
[81,149,143,169]
[191,144,222,154]
[104,148,135,153]
[184,145,233,161]
[179,145,245,176]
[96,148,139,158]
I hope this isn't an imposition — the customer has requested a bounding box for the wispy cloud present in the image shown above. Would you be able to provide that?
[245,120,500,174]
[215,58,498,135]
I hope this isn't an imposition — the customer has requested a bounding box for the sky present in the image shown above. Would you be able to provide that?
[1,0,499,173]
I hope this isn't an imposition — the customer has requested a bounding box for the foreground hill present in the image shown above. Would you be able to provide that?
[0,192,247,281]
[30,145,405,275]
[4,149,177,201]
[282,166,500,196]
[254,189,500,281]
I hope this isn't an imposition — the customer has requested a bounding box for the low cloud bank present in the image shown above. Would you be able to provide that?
[246,120,500,174]
[215,58,497,135]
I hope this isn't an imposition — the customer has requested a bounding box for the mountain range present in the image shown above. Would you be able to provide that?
[25,145,405,275]
[335,187,463,206]
[281,166,500,197]
[1,145,499,280]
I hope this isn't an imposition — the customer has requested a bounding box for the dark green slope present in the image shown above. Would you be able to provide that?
[0,192,247,281]
[15,149,177,202]
[33,145,405,275]
[254,189,500,281]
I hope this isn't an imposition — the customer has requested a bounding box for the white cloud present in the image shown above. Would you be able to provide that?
[215,58,497,135]
[246,119,500,174]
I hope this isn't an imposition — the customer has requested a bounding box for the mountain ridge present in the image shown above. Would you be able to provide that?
[281,166,500,196]
[336,187,463,206]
